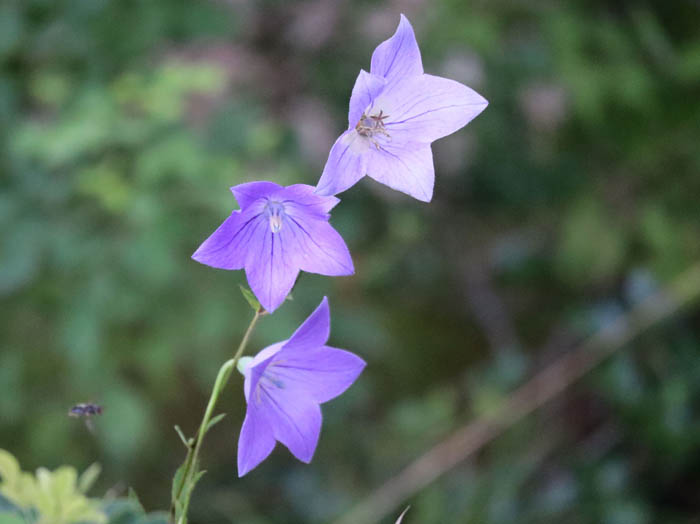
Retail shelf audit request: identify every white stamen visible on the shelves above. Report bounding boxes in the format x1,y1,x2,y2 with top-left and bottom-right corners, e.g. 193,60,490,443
355,109,391,149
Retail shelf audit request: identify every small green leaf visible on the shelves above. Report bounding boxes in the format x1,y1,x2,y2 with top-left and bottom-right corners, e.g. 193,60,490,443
191,470,206,487
180,470,206,508
0,450,20,483
183,471,206,505
127,486,145,514
48,465,78,499
204,414,226,434
239,285,261,312
171,464,186,505
78,463,101,494
172,498,184,518
173,426,190,449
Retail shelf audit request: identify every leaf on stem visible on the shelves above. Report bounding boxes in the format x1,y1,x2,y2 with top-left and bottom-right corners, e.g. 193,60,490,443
239,285,261,312
78,462,101,493
205,413,226,433
174,425,190,449
171,464,186,505
127,486,146,513
189,470,206,491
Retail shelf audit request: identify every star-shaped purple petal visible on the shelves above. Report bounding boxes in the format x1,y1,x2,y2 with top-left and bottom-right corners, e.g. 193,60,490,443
237,297,366,476
192,182,354,312
316,14,488,202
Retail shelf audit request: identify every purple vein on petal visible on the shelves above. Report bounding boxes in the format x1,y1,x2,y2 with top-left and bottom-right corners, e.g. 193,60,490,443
287,215,351,273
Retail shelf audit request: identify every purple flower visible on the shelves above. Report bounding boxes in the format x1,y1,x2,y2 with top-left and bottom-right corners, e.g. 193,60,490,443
315,14,488,202
192,182,354,313
237,297,365,476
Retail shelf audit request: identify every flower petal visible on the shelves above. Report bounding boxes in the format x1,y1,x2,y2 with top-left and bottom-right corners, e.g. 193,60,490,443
273,345,366,404
192,210,265,270
284,213,354,276
283,297,330,352
370,14,423,87
275,184,340,216
380,73,488,144
244,345,281,402
261,385,321,463
367,141,434,202
231,181,282,209
237,403,276,477
348,70,387,128
315,130,369,197
244,220,300,313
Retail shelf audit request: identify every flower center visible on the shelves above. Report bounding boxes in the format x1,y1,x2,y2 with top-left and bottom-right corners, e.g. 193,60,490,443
265,201,285,233
263,374,285,389
261,362,286,392
355,109,391,149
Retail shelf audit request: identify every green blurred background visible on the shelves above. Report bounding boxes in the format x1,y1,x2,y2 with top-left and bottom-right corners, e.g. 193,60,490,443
2,0,700,522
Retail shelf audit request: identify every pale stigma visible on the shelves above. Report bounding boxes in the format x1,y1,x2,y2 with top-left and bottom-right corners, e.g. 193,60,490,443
266,201,285,233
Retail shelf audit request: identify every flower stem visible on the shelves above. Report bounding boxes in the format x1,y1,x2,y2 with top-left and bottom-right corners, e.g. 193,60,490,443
171,308,263,523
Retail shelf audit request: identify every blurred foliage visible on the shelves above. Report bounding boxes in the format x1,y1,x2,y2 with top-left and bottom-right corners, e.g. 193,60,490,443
0,449,168,524
0,448,104,523
101,500,168,524
1,0,700,523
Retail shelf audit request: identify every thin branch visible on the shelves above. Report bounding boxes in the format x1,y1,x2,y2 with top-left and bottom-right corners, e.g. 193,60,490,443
333,263,700,524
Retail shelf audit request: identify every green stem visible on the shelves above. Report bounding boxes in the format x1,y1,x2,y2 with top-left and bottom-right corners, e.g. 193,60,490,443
171,308,263,523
